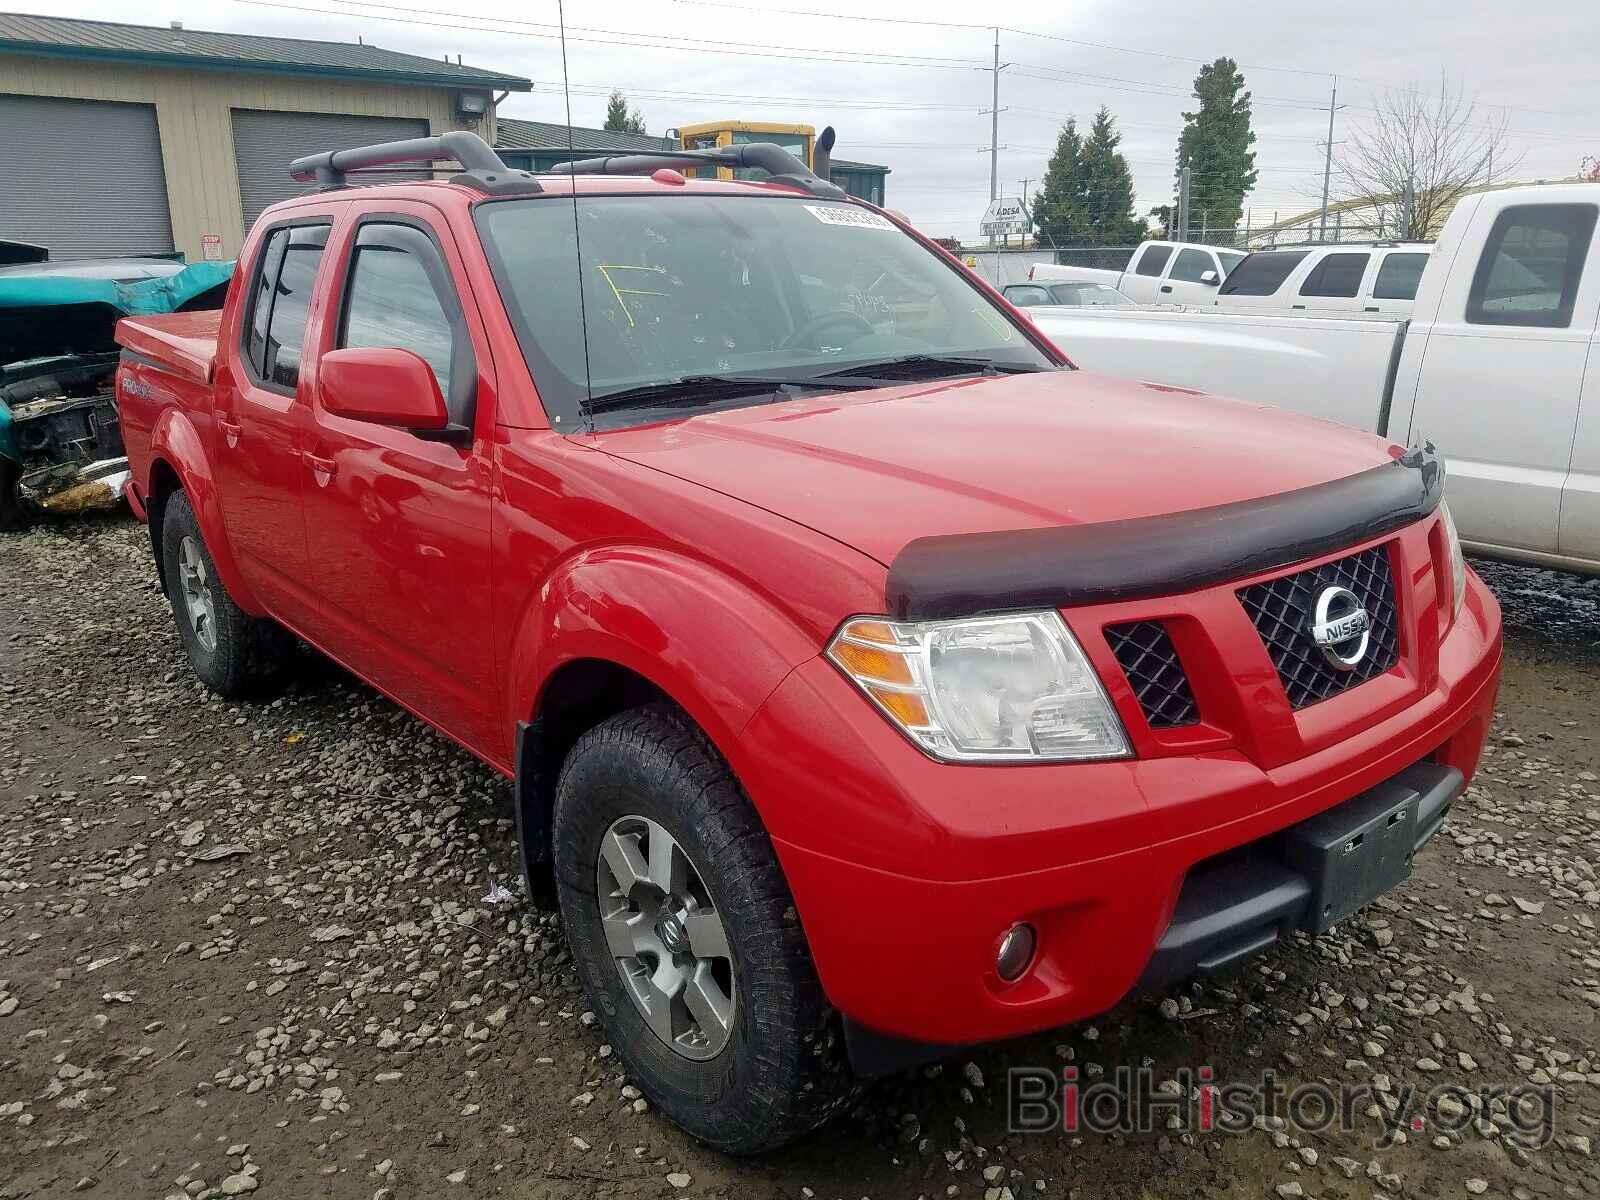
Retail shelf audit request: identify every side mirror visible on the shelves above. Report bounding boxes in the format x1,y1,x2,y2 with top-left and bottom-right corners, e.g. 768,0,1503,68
1199,269,1220,285
320,347,450,433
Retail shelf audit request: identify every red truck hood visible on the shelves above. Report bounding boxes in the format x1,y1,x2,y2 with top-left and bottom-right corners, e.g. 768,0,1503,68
589,370,1396,566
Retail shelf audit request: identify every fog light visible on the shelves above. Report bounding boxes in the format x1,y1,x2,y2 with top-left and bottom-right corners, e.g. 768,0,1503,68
996,923,1036,982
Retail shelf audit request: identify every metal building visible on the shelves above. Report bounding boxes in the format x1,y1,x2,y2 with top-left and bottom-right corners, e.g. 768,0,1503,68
0,12,530,260
495,118,890,205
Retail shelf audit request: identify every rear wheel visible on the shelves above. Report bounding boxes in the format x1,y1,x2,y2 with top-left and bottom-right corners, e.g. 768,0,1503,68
160,490,292,697
553,705,856,1154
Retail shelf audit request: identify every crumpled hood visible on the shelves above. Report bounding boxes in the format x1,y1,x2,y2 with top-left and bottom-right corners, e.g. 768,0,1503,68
589,369,1399,566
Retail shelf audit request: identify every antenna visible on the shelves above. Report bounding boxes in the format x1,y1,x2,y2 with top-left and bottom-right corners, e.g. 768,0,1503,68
556,0,593,429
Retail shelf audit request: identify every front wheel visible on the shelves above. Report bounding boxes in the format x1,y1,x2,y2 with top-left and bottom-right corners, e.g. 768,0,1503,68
553,705,856,1154
160,491,292,697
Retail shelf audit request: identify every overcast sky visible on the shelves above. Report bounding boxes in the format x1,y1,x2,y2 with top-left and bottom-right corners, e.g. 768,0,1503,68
25,0,1600,240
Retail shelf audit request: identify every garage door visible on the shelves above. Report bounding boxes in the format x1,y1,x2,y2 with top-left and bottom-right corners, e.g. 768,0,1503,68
232,110,430,232
0,94,173,259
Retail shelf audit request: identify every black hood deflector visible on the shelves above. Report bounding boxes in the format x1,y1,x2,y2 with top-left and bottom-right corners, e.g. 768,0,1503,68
886,445,1444,620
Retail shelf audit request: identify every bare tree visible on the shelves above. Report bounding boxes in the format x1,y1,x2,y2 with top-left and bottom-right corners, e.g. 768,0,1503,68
1333,77,1522,240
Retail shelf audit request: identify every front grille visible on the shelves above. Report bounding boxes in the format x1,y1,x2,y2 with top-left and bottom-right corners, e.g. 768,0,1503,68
1236,544,1400,710
1106,620,1200,728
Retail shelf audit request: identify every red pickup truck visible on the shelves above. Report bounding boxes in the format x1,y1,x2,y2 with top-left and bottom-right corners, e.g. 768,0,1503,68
114,131,1502,1153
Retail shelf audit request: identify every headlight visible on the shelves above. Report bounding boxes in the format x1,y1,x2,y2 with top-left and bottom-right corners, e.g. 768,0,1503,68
826,612,1130,763
1441,502,1466,621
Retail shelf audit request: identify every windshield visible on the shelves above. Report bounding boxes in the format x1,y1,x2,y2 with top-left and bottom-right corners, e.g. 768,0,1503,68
1218,251,1247,276
475,194,1054,428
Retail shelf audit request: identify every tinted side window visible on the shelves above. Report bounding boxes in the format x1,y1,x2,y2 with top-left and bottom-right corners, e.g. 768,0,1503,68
1168,248,1216,283
243,229,287,376
1218,251,1310,296
1467,204,1598,328
1133,244,1173,277
1372,252,1429,300
338,223,473,423
1299,252,1370,298
264,225,330,390
1003,285,1052,307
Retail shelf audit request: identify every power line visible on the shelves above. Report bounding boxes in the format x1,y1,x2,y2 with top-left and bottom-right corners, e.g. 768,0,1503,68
667,0,1333,77
526,82,972,113
668,0,1600,128
238,0,991,70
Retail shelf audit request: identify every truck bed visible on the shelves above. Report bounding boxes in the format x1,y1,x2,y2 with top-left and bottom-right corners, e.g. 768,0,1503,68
114,310,222,385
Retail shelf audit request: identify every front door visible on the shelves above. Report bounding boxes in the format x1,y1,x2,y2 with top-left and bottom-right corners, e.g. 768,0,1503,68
296,204,499,753
1557,302,1600,563
213,221,331,613
1159,247,1224,305
1406,200,1599,555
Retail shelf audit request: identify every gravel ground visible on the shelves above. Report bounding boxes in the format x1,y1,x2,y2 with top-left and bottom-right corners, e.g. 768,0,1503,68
3,515,1599,1199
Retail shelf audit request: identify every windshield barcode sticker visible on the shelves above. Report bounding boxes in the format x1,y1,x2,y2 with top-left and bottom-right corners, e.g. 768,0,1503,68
805,205,896,230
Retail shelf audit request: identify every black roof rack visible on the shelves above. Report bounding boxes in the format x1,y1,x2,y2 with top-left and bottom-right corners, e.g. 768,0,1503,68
289,130,541,196
550,125,844,199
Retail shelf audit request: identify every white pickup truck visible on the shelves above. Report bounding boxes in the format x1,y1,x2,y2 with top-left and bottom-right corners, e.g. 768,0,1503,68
1030,183,1600,575
1030,239,1247,306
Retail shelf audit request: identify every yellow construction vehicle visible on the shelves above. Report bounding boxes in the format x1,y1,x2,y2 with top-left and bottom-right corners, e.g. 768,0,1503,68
672,120,819,180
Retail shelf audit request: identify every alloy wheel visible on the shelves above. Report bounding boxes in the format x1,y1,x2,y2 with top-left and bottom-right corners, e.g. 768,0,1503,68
595,815,736,1061
177,535,218,653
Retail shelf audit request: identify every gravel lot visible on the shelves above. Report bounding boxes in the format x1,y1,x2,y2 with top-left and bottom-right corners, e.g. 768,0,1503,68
3,514,1599,1199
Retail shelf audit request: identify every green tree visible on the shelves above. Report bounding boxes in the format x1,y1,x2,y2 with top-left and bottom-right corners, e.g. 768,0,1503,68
1032,118,1086,246
1032,109,1143,246
1079,107,1144,245
1174,57,1258,238
603,90,647,135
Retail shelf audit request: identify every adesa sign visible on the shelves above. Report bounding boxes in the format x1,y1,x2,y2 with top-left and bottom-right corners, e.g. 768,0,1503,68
981,197,1030,237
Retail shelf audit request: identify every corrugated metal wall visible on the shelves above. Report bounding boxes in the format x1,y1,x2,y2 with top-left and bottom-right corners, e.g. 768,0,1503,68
0,93,174,257
232,110,429,231
0,54,491,260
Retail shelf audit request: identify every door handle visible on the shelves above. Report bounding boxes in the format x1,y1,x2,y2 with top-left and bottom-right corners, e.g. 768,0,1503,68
1159,285,1173,293
302,451,337,483
1364,306,1380,312
217,417,242,447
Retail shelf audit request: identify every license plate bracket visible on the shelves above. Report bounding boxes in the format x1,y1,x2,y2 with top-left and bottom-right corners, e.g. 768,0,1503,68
1283,782,1419,935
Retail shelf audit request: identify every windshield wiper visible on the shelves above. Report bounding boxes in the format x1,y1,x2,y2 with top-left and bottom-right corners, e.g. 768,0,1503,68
585,373,878,415
810,354,1052,383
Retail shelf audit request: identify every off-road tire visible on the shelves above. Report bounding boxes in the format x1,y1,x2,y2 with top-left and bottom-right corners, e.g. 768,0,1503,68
553,704,857,1154
161,490,292,697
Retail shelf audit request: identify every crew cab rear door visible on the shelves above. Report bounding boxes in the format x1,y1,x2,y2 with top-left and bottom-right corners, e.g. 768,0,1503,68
1118,242,1173,303
214,217,333,614
1403,197,1600,556
297,200,501,752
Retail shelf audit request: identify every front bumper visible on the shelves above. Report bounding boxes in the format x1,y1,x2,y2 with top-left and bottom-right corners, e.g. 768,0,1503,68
1136,758,1459,989
735,535,1501,1054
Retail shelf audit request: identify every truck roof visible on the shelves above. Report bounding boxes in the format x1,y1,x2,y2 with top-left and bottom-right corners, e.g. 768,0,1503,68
267,170,854,211
264,127,853,225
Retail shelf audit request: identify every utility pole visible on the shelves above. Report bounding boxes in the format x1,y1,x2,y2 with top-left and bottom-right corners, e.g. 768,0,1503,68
981,28,1009,203
989,28,1000,201
1318,75,1338,243
1177,167,1192,243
